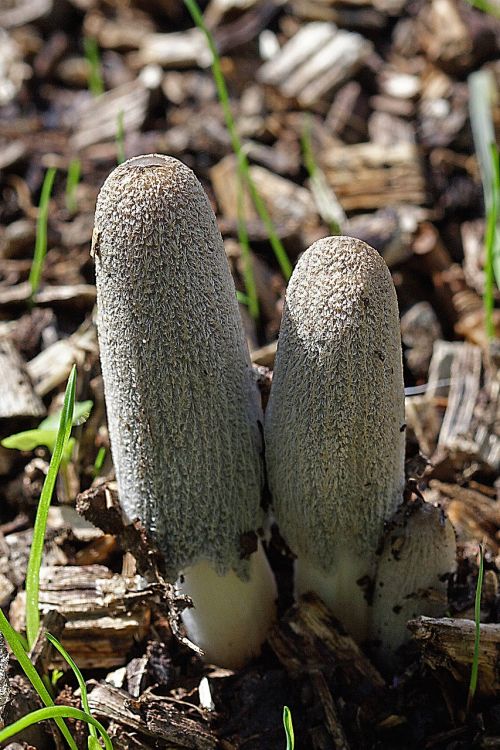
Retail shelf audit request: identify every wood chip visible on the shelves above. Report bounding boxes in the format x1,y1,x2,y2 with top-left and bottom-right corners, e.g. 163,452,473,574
321,142,428,211
71,78,150,151
0,337,45,419
258,22,372,106
268,593,389,725
211,154,317,235
87,682,218,749
408,615,500,696
27,322,97,397
10,565,152,669
130,28,212,70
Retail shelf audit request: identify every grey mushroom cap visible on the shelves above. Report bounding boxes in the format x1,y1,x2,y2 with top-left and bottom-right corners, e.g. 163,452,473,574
93,154,264,580
265,235,406,573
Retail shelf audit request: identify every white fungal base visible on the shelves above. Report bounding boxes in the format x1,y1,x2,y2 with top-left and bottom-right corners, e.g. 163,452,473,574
370,501,456,671
294,545,372,642
177,542,277,670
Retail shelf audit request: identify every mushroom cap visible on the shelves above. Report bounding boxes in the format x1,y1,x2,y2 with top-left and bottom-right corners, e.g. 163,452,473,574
265,236,405,573
93,154,263,579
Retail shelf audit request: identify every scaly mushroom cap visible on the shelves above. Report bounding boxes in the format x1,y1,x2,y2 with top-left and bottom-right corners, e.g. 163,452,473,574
93,154,264,580
265,236,405,637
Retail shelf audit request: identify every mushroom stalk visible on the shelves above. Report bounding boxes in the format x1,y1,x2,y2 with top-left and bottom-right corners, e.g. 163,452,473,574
93,154,276,669
265,236,406,642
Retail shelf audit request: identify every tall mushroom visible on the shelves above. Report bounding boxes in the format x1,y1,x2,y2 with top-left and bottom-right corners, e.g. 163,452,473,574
265,236,406,642
93,154,276,669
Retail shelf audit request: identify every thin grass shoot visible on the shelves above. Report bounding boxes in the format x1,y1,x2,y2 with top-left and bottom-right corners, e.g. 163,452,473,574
283,706,294,750
0,706,112,750
93,446,106,477
29,167,57,299
0,610,77,750
182,0,292,281
484,143,499,339
466,543,485,713
84,37,104,97
468,70,500,339
46,633,98,741
25,366,76,648
236,173,259,320
116,110,125,165
65,158,81,214
301,114,343,235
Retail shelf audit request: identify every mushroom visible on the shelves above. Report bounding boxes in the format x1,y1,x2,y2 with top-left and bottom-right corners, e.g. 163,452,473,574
264,236,406,642
92,154,277,669
370,499,456,670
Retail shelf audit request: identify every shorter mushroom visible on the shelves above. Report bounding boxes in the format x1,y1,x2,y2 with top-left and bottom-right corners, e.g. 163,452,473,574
265,235,406,642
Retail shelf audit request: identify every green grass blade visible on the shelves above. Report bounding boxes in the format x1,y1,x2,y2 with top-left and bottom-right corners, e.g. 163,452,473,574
116,110,125,165
46,633,98,739
29,167,57,299
464,0,500,18
236,173,259,320
0,610,78,750
0,705,112,750
467,544,484,713
484,144,499,339
25,366,76,648
65,159,81,214
84,37,104,97
182,0,292,280
301,115,343,235
468,70,500,338
283,706,294,750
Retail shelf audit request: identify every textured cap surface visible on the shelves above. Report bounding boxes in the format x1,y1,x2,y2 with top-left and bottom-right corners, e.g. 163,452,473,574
265,235,405,572
93,154,263,579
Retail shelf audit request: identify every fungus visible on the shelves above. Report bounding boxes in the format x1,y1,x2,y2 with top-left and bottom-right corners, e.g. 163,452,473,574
93,154,276,669
264,236,406,642
370,499,456,670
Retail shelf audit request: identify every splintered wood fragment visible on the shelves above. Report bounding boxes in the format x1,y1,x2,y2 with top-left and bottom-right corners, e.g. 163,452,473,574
437,342,482,454
309,671,351,750
401,302,442,378
428,480,500,553
268,593,388,724
251,340,277,367
10,565,152,669
417,0,472,69
87,683,218,749
0,0,51,28
130,28,212,69
27,323,97,397
258,22,372,106
0,282,96,310
425,340,462,400
0,139,26,170
71,79,150,151
321,143,427,211
0,337,45,419
211,154,317,234
461,220,487,296
368,111,416,146
408,616,500,696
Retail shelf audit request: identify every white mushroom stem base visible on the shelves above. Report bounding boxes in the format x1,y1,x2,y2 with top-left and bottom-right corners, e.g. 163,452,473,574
294,545,372,643
176,541,277,670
